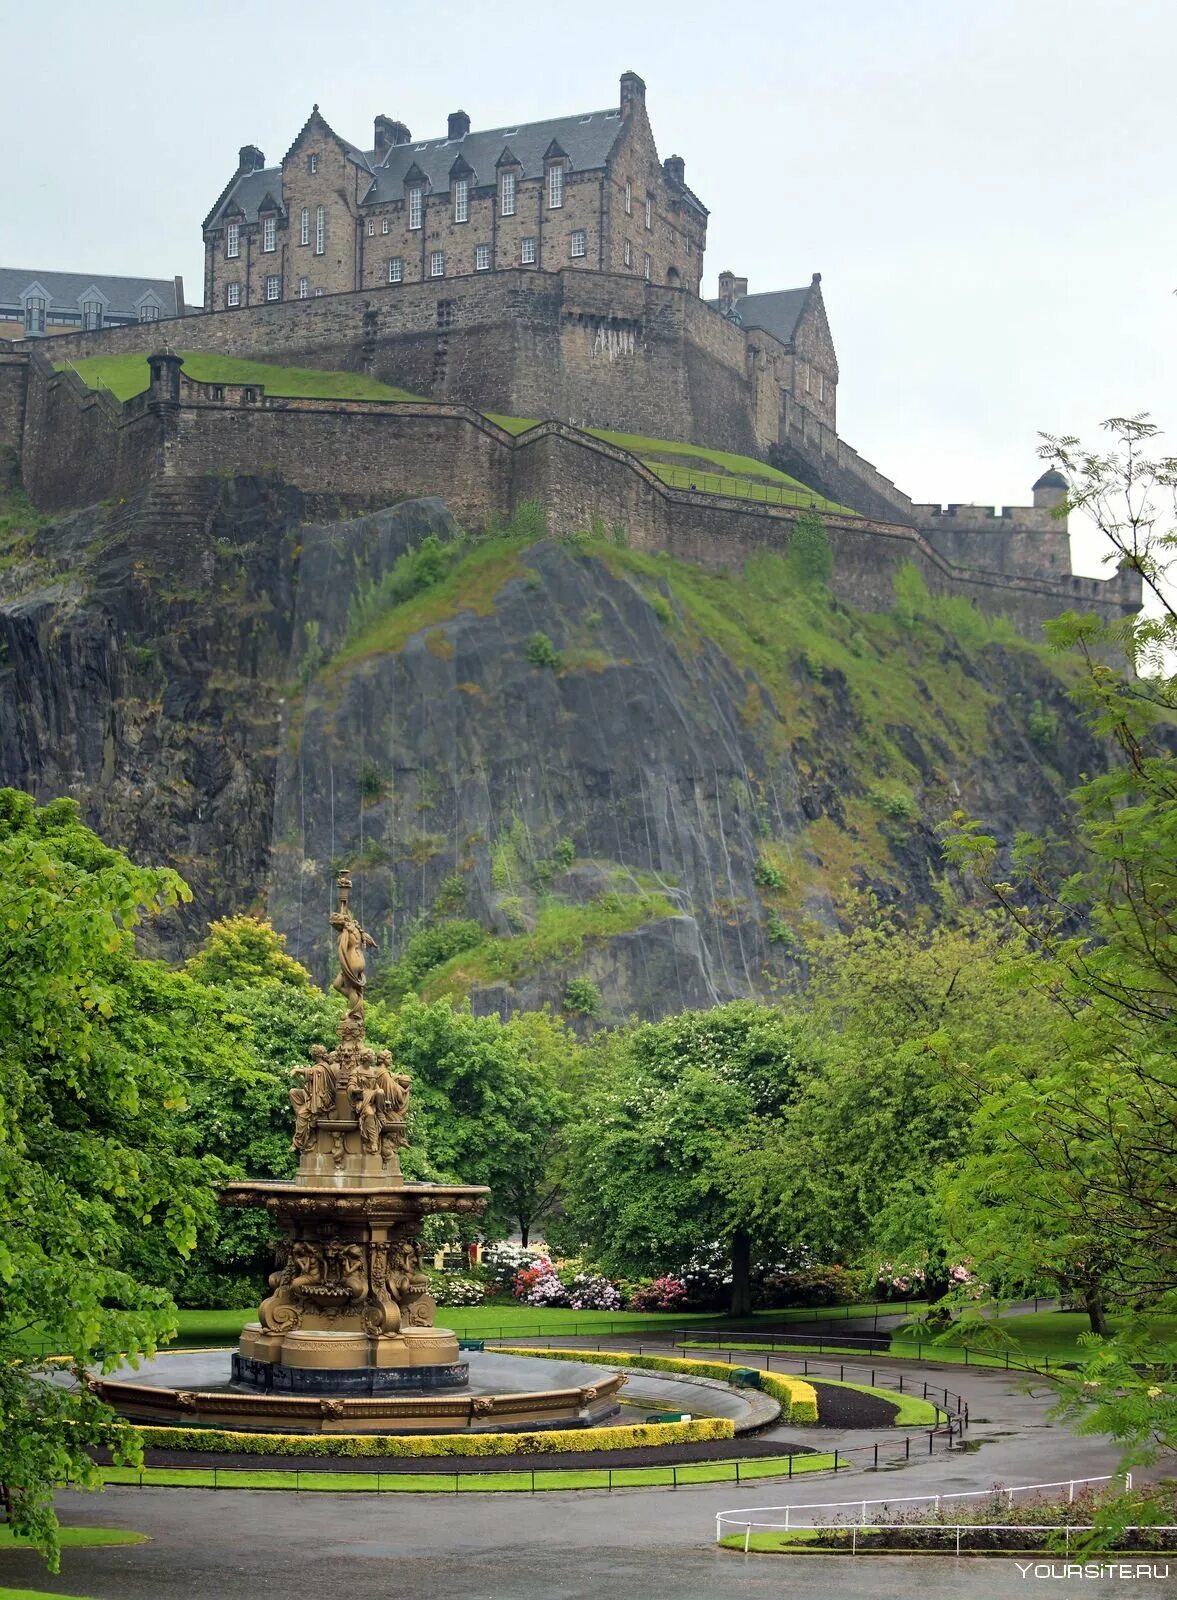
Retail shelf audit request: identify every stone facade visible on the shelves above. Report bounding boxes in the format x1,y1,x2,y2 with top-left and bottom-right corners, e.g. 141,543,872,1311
202,73,707,314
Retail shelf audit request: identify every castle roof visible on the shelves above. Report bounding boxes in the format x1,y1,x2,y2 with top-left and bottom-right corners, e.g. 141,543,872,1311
0,267,185,320
1032,468,1068,491
362,108,625,203
204,166,284,230
707,285,812,346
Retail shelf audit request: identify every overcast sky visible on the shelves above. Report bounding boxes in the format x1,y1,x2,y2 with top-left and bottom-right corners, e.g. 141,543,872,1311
3,0,1173,575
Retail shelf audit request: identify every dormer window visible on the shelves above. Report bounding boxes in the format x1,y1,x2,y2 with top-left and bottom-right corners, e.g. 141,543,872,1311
139,302,161,322
81,300,103,330
226,221,240,259
547,164,564,209
453,177,469,223
500,171,516,216
262,215,276,252
408,186,423,229
23,296,46,335
307,152,319,174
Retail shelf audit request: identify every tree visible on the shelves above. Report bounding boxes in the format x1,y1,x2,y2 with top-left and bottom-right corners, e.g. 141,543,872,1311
0,792,229,1568
184,914,312,990
560,1002,811,1315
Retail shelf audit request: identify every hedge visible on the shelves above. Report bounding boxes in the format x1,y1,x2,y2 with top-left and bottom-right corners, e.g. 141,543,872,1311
128,1415,734,1459
495,1348,819,1425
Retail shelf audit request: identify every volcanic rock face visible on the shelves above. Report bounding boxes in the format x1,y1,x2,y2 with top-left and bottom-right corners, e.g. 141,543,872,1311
0,475,1103,1015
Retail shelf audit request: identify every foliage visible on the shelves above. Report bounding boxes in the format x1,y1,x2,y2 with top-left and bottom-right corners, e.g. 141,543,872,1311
524,631,562,670
373,918,486,1003
427,1273,487,1307
512,1258,569,1307
565,1272,624,1311
562,977,601,1016
133,1416,733,1458
759,1266,858,1308
346,534,460,642
0,792,231,1568
627,1276,690,1312
787,512,834,585
481,1241,543,1291
184,915,312,991
752,856,786,889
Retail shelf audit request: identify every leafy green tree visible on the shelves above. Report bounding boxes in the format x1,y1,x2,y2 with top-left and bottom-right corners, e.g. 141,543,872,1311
560,1002,811,1314
0,792,229,1568
184,914,312,990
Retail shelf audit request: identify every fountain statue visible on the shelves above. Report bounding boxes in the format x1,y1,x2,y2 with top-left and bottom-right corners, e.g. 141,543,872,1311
221,872,490,1393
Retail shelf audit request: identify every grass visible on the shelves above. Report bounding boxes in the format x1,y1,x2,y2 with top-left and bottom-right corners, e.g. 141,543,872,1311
61,352,423,404
0,1529,146,1552
98,1453,841,1493
0,1591,99,1600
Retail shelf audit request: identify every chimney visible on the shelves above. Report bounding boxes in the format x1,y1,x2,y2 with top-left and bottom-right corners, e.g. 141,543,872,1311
663,154,685,186
374,115,412,153
173,275,186,317
238,145,265,174
718,271,747,308
447,110,471,140
620,71,646,119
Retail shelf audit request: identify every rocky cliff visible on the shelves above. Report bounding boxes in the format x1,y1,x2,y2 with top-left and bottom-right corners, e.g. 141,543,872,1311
0,472,1100,1019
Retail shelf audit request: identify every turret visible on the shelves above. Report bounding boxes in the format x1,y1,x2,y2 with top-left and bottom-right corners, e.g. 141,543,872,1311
1032,467,1068,512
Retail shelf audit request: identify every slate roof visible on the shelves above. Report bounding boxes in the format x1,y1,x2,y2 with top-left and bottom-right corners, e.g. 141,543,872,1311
362,108,625,203
707,286,812,346
0,267,183,318
205,166,286,229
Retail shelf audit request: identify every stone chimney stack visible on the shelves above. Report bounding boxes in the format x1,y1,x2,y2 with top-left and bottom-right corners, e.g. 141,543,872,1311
238,145,265,174
718,270,748,308
663,154,685,185
620,71,646,119
374,116,412,154
447,110,471,140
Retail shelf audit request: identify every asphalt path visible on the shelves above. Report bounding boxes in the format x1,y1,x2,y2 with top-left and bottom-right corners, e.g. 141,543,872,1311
2,1358,1149,1600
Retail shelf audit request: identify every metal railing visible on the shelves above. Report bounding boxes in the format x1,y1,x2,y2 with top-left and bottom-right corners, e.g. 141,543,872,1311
646,461,832,512
716,1473,1134,1547
722,1523,1177,1558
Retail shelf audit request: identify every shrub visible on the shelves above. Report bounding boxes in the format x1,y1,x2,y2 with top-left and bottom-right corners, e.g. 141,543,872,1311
482,1241,543,1290
765,912,798,948
512,1258,569,1306
553,837,576,868
627,1275,690,1312
753,856,786,889
1027,700,1059,749
870,783,919,822
346,534,456,640
565,1272,624,1311
525,632,562,671
759,1265,858,1308
562,978,602,1016
429,1274,487,1307
378,918,485,1000
787,512,833,586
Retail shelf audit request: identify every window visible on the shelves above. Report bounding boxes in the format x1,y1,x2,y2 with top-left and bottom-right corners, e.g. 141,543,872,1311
307,152,318,174
645,194,652,229
300,207,309,246
570,229,586,259
475,243,491,271
139,302,161,321
623,238,632,267
23,296,46,334
453,177,468,223
81,300,103,330
265,275,281,302
430,250,445,277
408,186,423,229
262,215,276,252
226,283,240,308
643,253,651,281
520,236,536,264
298,277,310,299
226,221,240,259
381,218,389,234
315,206,325,254
388,256,403,283
624,179,632,215
313,287,325,297
367,219,375,237
437,300,456,328
211,386,224,401
547,163,564,208
818,372,825,402
500,171,516,216
803,361,811,392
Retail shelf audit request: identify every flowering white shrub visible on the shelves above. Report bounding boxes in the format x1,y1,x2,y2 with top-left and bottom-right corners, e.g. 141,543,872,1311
483,1241,542,1290
512,1258,570,1306
431,1276,487,1307
566,1273,623,1311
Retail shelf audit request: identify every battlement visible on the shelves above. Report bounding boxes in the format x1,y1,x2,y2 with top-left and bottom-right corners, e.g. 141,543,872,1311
915,501,1060,531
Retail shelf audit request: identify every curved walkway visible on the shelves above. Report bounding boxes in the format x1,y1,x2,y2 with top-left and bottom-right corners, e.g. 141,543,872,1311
3,1354,1135,1600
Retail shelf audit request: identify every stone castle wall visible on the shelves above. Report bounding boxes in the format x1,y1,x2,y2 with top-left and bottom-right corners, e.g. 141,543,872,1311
11,349,1140,640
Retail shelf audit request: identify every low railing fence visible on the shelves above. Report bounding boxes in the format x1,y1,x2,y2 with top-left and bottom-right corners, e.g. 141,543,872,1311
716,1472,1134,1547
725,1523,1177,1557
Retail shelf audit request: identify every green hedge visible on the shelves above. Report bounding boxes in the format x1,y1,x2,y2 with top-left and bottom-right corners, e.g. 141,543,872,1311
496,1347,819,1425
131,1415,733,1459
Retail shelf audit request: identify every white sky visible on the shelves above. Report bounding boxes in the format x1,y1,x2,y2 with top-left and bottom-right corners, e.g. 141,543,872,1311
3,0,1173,576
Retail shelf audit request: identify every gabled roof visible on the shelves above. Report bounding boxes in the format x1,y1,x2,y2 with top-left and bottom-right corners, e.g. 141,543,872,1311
0,267,184,319
707,285,812,346
204,166,284,230
362,107,624,203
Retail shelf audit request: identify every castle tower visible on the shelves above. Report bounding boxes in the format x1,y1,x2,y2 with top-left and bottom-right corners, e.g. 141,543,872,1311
1032,467,1068,513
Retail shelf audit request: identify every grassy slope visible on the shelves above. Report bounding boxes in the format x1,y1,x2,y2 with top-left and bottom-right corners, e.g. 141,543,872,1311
0,1530,146,1551
61,352,423,404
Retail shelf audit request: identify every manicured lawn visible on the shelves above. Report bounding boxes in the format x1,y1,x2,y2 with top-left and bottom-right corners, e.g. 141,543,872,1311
0,1529,146,1551
61,352,423,404
99,1452,841,1493
0,1590,99,1600
813,1378,942,1427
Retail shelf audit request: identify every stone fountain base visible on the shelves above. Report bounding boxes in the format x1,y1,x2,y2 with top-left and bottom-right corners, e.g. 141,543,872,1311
232,1320,469,1395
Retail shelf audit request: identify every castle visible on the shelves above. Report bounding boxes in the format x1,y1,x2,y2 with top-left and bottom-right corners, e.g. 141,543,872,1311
0,71,1141,635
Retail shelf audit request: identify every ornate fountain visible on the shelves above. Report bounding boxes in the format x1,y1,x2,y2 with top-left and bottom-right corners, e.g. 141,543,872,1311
221,872,490,1394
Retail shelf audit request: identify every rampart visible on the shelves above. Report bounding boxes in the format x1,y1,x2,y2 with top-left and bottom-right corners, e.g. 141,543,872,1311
8,348,1140,642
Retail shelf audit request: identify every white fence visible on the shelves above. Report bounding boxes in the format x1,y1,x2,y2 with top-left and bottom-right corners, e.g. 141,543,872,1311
715,1473,1133,1547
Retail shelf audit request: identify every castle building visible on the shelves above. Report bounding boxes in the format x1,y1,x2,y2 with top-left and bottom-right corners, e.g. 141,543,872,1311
0,268,188,340
201,72,708,313
712,270,838,432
